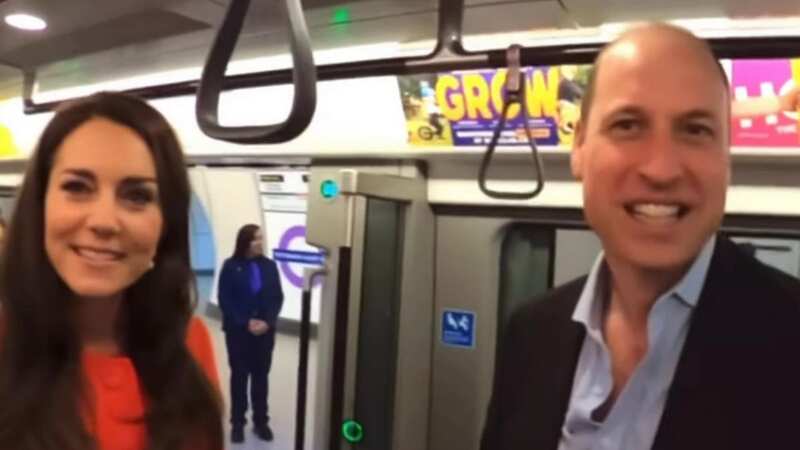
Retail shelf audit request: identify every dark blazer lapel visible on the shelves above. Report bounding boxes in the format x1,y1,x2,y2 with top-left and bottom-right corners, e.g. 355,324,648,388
544,318,585,448
525,280,587,449
652,237,739,450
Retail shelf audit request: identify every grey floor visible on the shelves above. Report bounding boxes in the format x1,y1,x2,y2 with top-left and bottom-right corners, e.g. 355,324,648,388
199,316,318,450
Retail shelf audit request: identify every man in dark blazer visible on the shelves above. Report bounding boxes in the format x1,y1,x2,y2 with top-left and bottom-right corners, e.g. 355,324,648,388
218,224,284,443
481,23,800,450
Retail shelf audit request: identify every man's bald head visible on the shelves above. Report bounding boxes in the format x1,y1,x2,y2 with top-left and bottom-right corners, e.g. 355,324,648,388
580,23,730,125
570,21,731,276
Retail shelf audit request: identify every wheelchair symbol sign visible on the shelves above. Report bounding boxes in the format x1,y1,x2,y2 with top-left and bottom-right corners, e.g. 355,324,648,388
442,309,476,348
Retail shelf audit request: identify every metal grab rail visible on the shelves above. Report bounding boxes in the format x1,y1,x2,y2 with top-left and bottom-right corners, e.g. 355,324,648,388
478,45,545,200
195,0,316,144
296,267,327,450
19,1,800,115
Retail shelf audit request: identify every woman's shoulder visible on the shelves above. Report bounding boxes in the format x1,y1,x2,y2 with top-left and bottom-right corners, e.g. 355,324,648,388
186,317,219,387
186,317,212,351
219,258,243,275
220,257,235,267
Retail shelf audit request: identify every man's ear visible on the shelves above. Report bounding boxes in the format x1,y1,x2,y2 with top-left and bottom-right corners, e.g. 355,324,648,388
571,119,586,180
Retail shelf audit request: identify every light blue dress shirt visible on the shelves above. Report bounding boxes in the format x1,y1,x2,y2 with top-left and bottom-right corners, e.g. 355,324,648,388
558,236,716,450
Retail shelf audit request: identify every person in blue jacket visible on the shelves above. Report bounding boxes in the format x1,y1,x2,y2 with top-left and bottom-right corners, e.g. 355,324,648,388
218,223,284,443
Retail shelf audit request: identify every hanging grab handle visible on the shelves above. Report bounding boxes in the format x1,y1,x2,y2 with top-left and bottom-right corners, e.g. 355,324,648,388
478,44,545,200
196,0,317,144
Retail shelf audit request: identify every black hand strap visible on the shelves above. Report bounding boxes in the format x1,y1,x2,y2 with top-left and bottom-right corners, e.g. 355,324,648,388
196,0,317,144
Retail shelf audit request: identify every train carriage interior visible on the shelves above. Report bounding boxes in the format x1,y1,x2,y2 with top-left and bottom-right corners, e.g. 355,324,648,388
1,0,800,449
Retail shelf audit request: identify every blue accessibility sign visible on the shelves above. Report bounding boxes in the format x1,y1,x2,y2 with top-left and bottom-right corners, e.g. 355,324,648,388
441,309,476,348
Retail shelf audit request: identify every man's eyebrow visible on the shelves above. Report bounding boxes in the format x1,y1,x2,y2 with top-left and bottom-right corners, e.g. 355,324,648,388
598,105,648,125
604,105,646,117
679,109,719,121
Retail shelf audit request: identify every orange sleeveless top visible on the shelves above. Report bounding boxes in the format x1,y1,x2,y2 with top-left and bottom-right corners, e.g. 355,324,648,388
81,317,220,450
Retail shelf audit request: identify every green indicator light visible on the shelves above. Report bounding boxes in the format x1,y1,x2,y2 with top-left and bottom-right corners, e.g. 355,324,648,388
342,419,364,443
331,7,351,24
320,179,340,199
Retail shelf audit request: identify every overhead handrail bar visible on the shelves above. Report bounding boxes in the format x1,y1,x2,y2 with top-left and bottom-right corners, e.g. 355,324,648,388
18,3,800,115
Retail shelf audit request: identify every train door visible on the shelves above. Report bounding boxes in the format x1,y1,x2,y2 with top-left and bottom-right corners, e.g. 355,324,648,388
306,162,435,450
428,207,598,450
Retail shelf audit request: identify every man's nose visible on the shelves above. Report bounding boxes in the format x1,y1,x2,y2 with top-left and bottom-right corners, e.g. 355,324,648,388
637,131,684,188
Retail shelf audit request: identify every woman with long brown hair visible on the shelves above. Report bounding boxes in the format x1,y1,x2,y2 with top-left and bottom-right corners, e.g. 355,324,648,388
0,92,223,450
218,223,283,443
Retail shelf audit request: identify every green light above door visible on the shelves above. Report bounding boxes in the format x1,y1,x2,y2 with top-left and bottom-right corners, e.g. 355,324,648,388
331,7,351,24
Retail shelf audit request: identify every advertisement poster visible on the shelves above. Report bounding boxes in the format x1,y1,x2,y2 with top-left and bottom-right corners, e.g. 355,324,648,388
398,65,592,148
0,123,19,157
399,59,800,150
730,58,800,147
